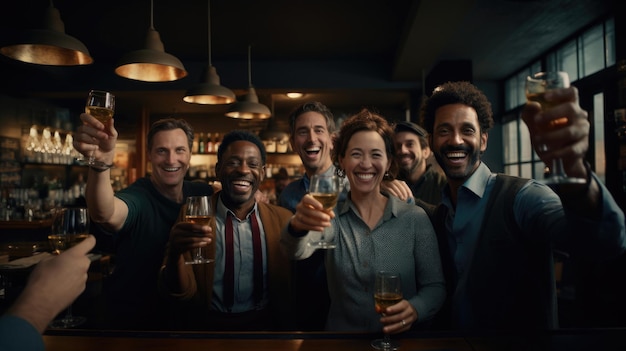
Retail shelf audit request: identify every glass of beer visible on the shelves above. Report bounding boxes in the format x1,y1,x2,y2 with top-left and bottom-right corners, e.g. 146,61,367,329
184,196,214,264
48,207,90,328
307,174,341,249
525,71,586,186
83,90,115,167
371,271,402,350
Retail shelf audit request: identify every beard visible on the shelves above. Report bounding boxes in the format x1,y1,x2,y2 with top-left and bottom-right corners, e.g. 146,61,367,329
434,145,481,181
398,154,424,179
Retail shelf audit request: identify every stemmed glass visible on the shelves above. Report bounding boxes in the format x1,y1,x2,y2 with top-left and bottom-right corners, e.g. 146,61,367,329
48,207,91,328
372,271,402,350
184,196,214,265
525,71,586,186
307,174,341,249
80,90,115,167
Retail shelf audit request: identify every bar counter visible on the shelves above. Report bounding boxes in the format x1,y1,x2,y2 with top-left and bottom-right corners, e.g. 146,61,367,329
42,328,626,351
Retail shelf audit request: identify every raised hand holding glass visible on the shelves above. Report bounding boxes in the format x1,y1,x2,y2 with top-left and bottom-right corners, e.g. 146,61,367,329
525,71,586,187
307,174,341,249
79,90,115,167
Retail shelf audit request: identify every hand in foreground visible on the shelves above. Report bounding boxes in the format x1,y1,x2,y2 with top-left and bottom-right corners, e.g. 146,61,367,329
521,86,589,179
7,235,96,333
380,179,413,202
289,194,335,233
73,112,118,161
379,299,418,334
168,221,213,260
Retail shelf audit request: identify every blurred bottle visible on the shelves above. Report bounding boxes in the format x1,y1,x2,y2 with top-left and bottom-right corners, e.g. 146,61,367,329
193,133,199,153
199,132,205,154
213,133,221,152
206,132,213,153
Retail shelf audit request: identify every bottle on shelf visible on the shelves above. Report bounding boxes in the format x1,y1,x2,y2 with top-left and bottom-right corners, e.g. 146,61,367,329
213,133,221,152
193,133,199,153
199,132,205,154
206,133,213,154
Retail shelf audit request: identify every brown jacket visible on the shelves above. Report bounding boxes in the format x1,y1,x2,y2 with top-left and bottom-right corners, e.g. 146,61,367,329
160,192,295,330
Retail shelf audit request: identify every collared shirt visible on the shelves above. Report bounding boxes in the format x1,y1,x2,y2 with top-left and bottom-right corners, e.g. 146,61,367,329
441,162,626,328
281,194,446,332
212,197,268,313
278,165,348,213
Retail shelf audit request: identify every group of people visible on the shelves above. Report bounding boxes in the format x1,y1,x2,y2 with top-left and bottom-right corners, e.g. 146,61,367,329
2,80,625,348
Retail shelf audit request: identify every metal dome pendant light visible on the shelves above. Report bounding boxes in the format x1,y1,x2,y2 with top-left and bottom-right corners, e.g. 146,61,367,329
183,0,235,104
115,0,187,82
0,0,93,66
225,45,271,120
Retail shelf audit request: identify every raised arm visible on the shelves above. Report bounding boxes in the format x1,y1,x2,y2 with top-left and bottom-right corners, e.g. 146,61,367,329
73,113,128,231
521,86,599,213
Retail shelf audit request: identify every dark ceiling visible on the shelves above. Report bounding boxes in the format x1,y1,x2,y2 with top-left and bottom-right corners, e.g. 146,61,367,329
0,0,615,124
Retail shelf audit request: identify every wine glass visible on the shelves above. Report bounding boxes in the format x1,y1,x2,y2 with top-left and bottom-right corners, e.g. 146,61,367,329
525,71,586,186
372,271,402,350
48,207,90,329
184,196,214,265
307,174,341,249
81,90,115,167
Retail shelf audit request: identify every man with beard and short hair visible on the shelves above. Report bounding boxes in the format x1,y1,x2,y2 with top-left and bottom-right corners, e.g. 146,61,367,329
419,81,625,331
160,130,294,331
393,121,446,205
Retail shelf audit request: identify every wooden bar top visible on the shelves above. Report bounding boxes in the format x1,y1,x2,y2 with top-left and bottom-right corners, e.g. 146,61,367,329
41,329,626,351
43,332,471,351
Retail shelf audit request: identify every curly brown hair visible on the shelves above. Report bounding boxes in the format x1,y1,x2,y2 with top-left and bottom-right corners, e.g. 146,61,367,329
420,81,494,135
333,109,398,180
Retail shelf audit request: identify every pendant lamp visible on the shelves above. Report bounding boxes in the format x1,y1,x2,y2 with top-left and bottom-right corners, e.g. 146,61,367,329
225,45,271,120
183,0,235,104
115,0,187,82
0,1,93,66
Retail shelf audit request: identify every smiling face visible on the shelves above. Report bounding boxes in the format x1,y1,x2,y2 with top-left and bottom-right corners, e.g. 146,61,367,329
291,111,334,176
339,130,391,197
215,140,264,210
147,128,191,190
431,103,487,188
395,131,430,181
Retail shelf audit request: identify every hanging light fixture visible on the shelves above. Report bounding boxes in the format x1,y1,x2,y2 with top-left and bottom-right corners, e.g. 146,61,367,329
183,0,234,104
0,1,93,66
225,45,271,120
115,0,187,82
